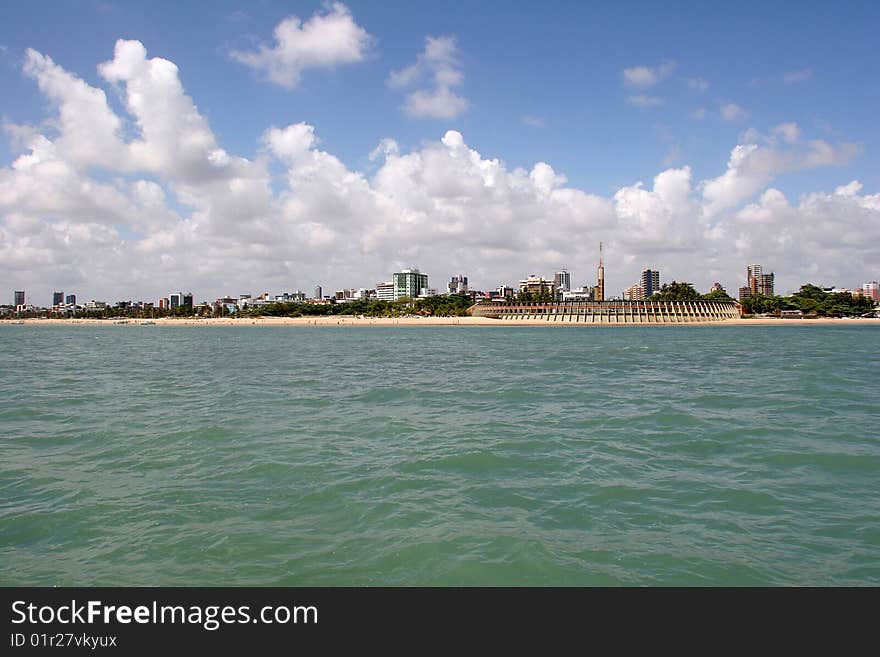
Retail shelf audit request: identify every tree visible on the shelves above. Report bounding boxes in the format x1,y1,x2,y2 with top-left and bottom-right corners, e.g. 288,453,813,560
702,285,733,300
655,281,701,301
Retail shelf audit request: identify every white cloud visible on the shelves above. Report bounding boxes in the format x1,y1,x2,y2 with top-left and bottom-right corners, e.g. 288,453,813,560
687,78,709,92
263,123,318,163
628,95,664,107
720,103,748,122
701,137,860,215
230,3,372,89
783,68,812,84
773,122,801,144
622,60,676,88
689,108,707,120
368,138,400,162
2,43,876,303
404,87,469,120
521,115,545,128
389,35,468,119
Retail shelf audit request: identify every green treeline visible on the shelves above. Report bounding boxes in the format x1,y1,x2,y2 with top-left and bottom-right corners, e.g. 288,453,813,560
242,294,474,318
652,281,874,317
739,284,875,317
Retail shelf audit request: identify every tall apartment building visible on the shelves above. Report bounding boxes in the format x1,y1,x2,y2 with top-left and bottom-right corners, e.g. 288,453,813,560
66,294,76,306
863,281,879,302
393,269,428,300
622,268,660,301
53,291,64,307
743,265,774,298
448,275,468,294
313,285,323,300
640,269,660,297
14,291,25,308
554,270,571,293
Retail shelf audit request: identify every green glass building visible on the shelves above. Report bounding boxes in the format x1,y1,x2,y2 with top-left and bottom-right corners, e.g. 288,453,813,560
393,269,428,300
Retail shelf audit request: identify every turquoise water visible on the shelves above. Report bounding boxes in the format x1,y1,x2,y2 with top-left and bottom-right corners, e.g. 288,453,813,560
1,324,878,586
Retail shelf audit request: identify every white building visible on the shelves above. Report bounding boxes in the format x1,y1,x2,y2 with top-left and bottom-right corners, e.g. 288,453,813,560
561,287,594,301
375,281,395,301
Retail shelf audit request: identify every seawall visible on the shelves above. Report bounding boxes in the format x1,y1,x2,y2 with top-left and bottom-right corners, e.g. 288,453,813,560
469,299,741,323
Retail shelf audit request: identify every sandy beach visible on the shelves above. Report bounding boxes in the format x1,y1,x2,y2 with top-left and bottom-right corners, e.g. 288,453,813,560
8,316,880,327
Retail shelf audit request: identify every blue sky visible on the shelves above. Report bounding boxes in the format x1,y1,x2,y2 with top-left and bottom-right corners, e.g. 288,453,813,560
1,1,878,301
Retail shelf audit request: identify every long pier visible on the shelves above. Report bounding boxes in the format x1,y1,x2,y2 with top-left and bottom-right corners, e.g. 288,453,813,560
469,299,741,323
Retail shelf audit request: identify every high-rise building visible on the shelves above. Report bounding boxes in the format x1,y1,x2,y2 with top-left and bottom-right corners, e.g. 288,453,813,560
53,291,64,307
66,294,76,306
168,292,193,309
863,281,879,302
314,285,323,300
554,270,571,293
393,269,428,300
640,269,660,297
448,275,468,294
746,264,774,297
14,291,25,308
747,264,762,296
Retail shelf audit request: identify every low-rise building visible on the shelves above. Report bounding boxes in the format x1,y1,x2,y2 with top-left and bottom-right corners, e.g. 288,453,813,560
518,275,556,297
561,287,595,301
375,282,395,301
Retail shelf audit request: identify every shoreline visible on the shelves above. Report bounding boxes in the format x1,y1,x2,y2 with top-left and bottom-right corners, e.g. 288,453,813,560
6,316,880,327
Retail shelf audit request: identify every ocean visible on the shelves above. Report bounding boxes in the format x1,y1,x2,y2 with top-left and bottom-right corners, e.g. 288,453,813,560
1,324,878,585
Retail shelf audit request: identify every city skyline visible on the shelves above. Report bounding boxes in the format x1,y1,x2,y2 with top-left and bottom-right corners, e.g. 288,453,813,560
1,2,879,302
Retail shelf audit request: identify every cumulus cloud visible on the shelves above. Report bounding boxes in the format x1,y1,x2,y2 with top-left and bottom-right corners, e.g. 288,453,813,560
622,60,676,88
2,43,876,303
701,135,860,215
389,36,468,119
230,3,372,89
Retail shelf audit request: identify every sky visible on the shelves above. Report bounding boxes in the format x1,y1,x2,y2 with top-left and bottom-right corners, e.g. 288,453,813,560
1,0,878,304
